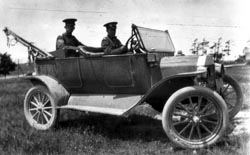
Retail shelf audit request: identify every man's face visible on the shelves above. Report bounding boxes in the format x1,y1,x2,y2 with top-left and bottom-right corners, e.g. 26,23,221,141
107,28,116,37
65,25,75,34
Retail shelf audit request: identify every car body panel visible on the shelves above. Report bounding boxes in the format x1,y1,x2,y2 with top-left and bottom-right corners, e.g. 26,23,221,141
35,54,211,94
36,54,154,94
58,70,205,116
31,53,209,113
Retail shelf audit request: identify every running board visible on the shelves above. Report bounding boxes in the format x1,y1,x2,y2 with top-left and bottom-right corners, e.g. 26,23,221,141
59,105,126,116
59,94,143,116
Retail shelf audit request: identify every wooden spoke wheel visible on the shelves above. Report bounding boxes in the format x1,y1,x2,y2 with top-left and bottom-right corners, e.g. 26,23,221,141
24,86,58,130
162,86,228,149
222,75,243,119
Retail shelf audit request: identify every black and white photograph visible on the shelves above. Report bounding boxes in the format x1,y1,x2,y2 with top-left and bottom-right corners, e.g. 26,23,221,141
0,0,250,154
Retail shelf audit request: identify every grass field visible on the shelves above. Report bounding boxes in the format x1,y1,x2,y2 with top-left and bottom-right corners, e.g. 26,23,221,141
0,66,250,155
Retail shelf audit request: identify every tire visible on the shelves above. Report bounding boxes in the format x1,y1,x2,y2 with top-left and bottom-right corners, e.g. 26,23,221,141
222,75,243,119
162,86,228,149
24,85,58,130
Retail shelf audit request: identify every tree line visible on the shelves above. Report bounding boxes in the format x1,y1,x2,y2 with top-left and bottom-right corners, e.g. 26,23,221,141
0,52,16,78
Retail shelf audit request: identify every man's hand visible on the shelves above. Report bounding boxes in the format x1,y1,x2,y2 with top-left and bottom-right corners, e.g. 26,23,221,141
121,45,128,53
78,46,93,56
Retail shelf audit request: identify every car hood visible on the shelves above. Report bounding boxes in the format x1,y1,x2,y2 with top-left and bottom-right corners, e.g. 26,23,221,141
159,55,214,78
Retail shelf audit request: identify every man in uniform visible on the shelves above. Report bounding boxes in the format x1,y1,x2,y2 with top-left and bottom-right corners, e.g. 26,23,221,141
101,22,127,55
56,18,86,57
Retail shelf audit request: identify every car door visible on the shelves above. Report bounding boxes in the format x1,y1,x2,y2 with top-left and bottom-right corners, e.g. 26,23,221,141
54,58,83,89
79,54,151,94
103,55,135,87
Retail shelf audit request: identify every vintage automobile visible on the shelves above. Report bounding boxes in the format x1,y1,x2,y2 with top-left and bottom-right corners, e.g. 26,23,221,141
4,25,236,149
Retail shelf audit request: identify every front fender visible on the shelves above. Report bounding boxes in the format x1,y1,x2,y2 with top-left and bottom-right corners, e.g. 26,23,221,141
144,71,205,101
124,71,206,113
24,75,70,106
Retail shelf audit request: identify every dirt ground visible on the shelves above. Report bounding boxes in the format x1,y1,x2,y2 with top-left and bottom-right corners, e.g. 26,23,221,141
232,109,250,135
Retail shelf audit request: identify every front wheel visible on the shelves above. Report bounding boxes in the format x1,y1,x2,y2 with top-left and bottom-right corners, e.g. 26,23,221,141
24,86,58,130
162,86,228,149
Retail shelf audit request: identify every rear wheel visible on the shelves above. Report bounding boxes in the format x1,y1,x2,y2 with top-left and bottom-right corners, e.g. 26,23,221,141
221,75,243,119
24,86,58,130
162,86,228,149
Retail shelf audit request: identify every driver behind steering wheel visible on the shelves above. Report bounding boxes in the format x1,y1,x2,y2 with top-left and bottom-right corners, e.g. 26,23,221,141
101,22,127,55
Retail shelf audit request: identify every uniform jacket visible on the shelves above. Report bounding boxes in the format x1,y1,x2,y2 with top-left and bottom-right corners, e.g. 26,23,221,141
101,36,122,54
56,33,84,57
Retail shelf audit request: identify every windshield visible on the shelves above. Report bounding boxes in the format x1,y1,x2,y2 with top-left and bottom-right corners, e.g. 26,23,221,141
137,26,175,53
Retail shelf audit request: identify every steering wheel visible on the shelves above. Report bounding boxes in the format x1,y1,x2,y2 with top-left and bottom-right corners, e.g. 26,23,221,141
125,35,141,54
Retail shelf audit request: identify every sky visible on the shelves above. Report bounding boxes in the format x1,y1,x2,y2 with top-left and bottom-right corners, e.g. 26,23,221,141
0,0,250,63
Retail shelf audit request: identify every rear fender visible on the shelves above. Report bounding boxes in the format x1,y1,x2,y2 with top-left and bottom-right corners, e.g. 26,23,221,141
25,75,70,106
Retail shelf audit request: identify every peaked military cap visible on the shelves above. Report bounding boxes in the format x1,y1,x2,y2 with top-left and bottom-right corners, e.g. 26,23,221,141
104,22,118,29
63,18,77,26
